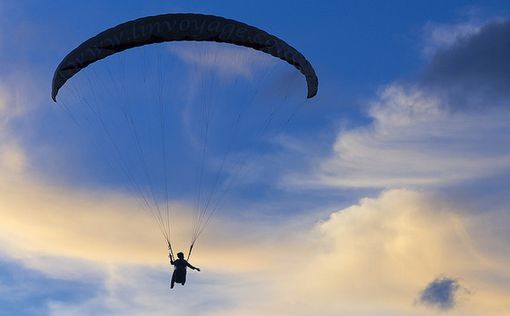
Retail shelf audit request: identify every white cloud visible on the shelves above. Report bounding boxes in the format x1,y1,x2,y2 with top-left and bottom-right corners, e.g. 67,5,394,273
0,166,295,277
15,189,507,316
291,84,510,189
292,18,510,190
169,42,275,79
423,21,483,57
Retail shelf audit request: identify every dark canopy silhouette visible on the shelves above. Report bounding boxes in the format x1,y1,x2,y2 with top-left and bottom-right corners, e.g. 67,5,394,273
51,13,319,262
51,13,318,101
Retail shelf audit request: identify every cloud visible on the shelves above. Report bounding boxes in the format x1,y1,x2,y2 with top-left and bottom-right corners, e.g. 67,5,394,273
8,189,506,316
169,42,275,79
419,276,463,311
422,21,483,57
0,153,299,278
289,84,510,189
287,18,510,190
0,78,32,176
1,83,509,314
422,20,510,109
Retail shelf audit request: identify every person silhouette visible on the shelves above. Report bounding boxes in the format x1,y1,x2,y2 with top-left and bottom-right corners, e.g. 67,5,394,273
170,251,200,289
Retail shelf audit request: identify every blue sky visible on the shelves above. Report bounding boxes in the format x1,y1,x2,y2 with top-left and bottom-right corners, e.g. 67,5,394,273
2,1,510,315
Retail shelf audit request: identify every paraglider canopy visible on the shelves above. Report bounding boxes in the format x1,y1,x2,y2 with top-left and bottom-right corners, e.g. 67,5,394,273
51,12,319,261
52,13,318,101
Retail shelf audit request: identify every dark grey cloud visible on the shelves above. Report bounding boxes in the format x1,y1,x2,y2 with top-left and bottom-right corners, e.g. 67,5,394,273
419,276,461,311
422,20,510,109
